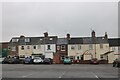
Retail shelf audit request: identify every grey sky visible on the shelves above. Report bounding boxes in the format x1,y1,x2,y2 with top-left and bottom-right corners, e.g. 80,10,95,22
1,2,118,42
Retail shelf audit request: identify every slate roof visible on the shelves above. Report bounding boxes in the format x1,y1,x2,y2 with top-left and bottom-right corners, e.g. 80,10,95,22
68,38,83,44
9,36,109,46
68,37,108,44
9,36,58,46
57,38,68,44
108,38,120,47
83,37,108,44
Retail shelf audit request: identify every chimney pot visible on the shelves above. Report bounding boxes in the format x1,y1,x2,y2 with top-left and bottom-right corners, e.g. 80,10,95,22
44,32,48,37
91,30,96,38
104,32,108,39
66,33,70,39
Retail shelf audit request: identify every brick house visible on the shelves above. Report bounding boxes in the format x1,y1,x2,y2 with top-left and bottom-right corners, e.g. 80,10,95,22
0,42,9,57
53,38,68,64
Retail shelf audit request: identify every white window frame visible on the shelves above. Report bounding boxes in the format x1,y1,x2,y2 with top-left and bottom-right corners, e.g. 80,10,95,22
21,46,24,50
27,46,30,49
33,45,36,49
38,45,41,49
11,46,16,51
57,45,60,51
78,45,81,50
12,39,19,42
25,38,30,42
47,45,51,50
71,45,75,50
49,38,53,41
89,44,93,50
100,44,103,49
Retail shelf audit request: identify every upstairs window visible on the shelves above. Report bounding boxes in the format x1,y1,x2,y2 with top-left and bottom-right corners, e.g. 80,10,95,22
27,46,30,49
78,45,81,50
21,46,24,50
112,47,116,51
25,38,30,42
40,38,42,41
89,44,93,50
49,38,53,41
11,46,16,51
100,44,103,49
12,39,19,42
8,46,11,50
38,45,41,49
61,45,65,51
57,45,60,50
33,46,36,49
47,45,51,50
71,46,75,50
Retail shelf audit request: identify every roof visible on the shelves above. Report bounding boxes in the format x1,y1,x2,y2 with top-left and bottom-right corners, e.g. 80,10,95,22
68,37,108,44
83,37,108,44
57,38,68,44
9,36,58,46
68,38,83,44
108,38,120,47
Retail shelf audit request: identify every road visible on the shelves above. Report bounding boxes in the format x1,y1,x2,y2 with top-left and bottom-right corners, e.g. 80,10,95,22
1,64,120,80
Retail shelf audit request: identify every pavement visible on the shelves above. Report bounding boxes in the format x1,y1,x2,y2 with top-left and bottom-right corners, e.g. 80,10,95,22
1,64,120,80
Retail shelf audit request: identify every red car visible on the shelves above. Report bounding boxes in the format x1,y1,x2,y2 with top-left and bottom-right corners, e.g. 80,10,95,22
90,58,99,64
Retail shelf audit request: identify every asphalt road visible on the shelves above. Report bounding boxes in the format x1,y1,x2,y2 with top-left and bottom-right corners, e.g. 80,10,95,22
1,64,120,80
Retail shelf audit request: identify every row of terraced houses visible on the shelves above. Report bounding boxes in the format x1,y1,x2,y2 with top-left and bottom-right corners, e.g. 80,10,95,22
1,31,120,63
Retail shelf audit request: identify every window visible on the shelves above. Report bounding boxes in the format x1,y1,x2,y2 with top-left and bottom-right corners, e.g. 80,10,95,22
50,38,53,40
61,56,65,60
20,55,25,58
8,46,11,50
21,46,24,50
47,45,51,50
25,38,30,42
89,44,93,50
61,45,65,51
71,46,75,50
112,47,116,51
100,55,103,59
57,45,60,50
27,46,30,49
11,46,16,51
33,46,36,49
12,39,19,42
77,56,80,60
38,45,41,49
40,38,42,41
70,56,75,60
100,44,103,49
78,45,81,50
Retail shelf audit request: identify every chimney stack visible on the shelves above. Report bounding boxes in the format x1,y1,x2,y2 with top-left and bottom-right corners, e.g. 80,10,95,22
91,30,96,38
104,32,108,39
44,32,48,37
66,33,70,39
20,35,25,38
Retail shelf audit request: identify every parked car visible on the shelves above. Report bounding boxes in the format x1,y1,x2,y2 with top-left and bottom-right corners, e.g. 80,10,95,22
2,56,20,64
2,57,10,64
43,58,52,64
24,57,33,64
90,58,99,64
113,58,120,67
63,57,72,64
33,57,43,64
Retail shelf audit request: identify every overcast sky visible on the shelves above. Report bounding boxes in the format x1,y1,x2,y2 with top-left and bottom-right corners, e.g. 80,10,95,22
1,1,118,42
